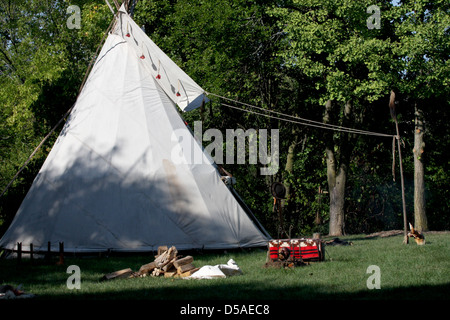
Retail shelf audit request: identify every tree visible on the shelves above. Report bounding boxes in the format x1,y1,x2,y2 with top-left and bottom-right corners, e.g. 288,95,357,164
392,0,449,231
270,0,396,235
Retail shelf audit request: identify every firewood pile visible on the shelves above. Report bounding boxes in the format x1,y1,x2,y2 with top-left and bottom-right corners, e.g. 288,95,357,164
102,246,199,281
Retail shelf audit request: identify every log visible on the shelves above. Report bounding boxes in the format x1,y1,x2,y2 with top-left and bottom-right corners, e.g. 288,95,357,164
157,246,168,256
154,246,178,267
102,268,134,281
152,268,162,277
154,251,168,265
177,263,195,274
162,257,178,272
139,262,157,275
177,267,200,278
173,255,193,268
164,270,178,278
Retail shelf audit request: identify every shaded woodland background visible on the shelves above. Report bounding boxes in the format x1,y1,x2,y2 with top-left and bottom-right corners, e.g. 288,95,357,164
1,0,448,238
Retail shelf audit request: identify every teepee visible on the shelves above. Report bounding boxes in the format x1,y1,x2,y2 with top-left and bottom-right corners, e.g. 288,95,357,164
0,5,270,253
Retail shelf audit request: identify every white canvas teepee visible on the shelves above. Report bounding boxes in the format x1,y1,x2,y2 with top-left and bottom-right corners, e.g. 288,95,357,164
0,6,270,253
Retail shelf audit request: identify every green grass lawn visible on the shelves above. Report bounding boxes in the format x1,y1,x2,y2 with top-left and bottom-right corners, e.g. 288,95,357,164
1,232,449,301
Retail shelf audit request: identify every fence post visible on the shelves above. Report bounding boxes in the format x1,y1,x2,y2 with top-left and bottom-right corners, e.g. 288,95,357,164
30,243,34,264
58,242,65,265
46,241,51,263
17,242,22,265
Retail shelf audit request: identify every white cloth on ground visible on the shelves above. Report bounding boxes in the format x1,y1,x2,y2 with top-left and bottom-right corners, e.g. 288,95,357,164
184,259,243,279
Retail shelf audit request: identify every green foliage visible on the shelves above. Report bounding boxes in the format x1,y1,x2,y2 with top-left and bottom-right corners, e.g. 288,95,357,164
281,137,329,236
0,0,448,237
392,0,449,98
269,0,395,105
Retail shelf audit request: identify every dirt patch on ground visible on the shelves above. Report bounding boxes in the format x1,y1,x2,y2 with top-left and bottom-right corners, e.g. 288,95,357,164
365,230,404,238
365,230,450,239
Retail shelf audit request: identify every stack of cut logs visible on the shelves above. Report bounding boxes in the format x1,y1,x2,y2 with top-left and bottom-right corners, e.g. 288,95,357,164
102,246,198,281
138,246,198,278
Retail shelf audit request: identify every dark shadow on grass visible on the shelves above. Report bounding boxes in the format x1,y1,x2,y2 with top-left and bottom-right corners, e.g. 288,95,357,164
24,281,450,301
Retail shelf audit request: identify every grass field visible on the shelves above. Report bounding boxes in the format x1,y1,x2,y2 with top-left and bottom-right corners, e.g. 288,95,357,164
1,232,449,302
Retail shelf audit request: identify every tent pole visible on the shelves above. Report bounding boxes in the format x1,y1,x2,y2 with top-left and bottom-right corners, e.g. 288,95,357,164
389,90,409,244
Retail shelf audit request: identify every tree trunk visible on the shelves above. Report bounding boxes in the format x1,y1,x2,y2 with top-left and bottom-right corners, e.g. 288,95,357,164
326,151,347,236
323,100,354,236
284,131,298,202
413,103,428,231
